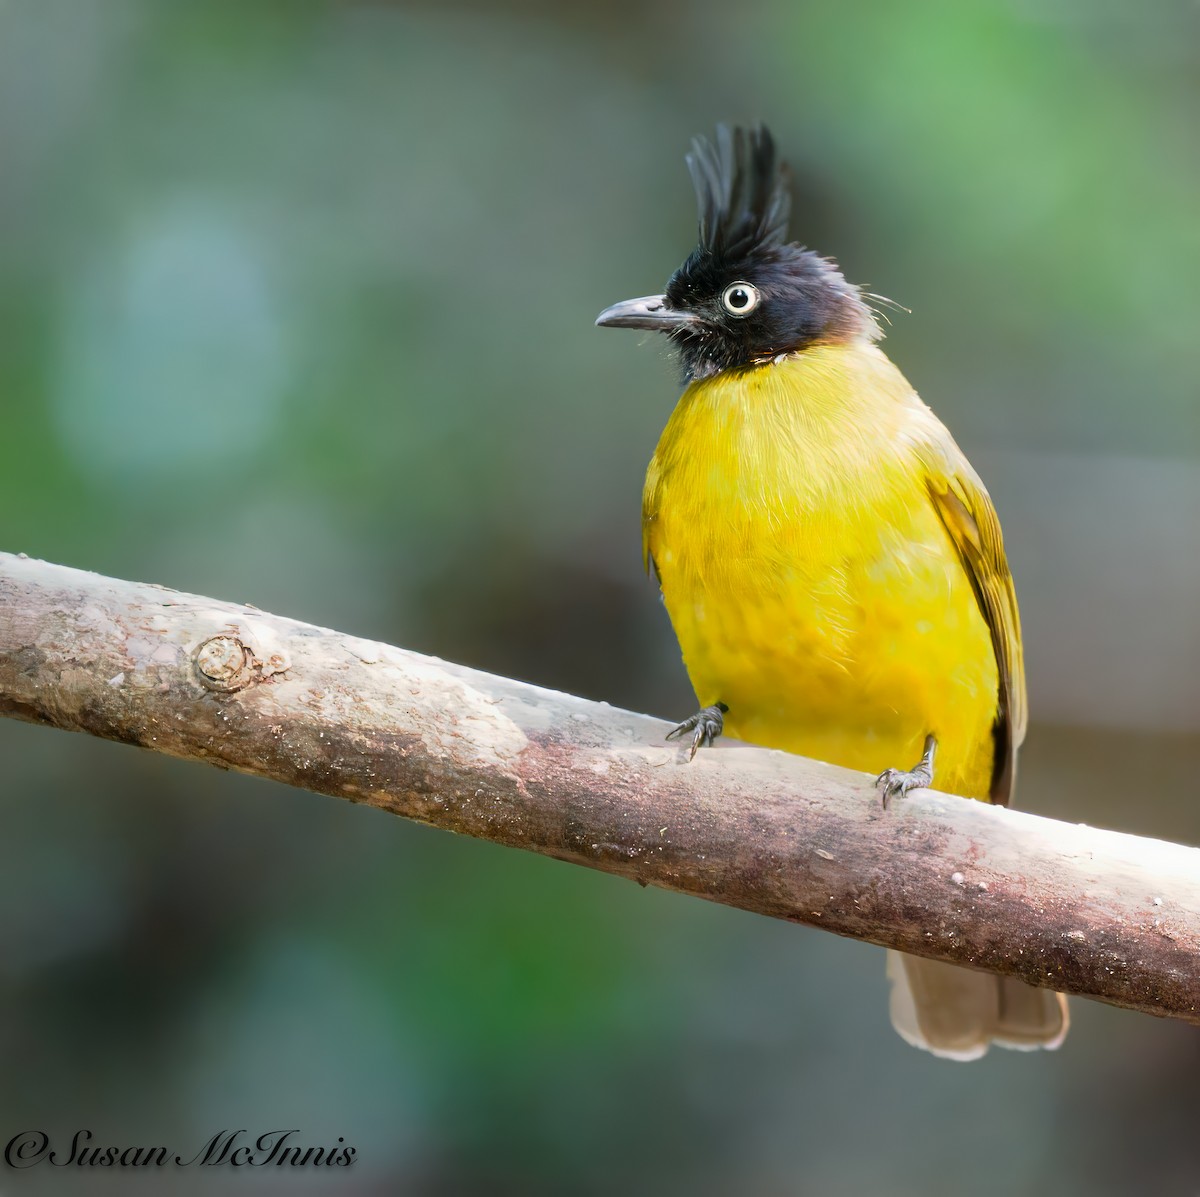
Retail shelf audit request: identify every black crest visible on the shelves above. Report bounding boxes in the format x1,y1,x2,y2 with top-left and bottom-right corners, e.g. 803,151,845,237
687,125,791,263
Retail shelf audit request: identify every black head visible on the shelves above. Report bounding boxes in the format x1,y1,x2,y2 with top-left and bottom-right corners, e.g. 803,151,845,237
597,125,877,382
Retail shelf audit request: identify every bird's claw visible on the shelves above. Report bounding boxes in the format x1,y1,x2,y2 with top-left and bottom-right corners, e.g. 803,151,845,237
666,703,727,760
876,734,937,809
875,766,932,808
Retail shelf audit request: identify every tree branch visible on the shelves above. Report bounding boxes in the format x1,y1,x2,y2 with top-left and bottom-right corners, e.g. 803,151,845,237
1,551,1197,1025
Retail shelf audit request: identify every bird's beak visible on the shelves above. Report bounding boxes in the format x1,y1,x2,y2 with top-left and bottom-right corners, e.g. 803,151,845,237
595,294,695,332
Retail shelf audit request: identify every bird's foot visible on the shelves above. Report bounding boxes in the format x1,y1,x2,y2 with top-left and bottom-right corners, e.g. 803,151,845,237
666,702,728,760
876,734,937,809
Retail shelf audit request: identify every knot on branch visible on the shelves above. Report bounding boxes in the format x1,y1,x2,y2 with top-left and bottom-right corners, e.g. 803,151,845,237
193,633,290,693
194,635,253,691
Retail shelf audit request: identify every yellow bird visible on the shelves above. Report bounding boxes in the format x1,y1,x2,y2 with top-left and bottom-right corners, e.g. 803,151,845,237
596,125,1068,1060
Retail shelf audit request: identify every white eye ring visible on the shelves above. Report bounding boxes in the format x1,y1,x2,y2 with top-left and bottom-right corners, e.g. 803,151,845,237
721,281,760,317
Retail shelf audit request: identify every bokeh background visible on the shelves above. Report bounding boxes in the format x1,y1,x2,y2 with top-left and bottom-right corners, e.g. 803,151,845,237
2,1,1198,1193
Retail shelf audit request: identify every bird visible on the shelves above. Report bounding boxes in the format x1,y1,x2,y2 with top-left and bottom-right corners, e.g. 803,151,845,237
595,124,1068,1060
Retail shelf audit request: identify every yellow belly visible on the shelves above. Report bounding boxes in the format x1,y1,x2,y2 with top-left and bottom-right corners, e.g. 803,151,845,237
643,343,999,800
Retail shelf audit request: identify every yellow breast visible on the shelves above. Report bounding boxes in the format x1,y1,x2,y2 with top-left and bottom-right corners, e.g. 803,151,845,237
643,341,1000,799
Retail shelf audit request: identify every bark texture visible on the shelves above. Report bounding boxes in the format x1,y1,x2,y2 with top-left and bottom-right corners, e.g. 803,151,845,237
1,551,1197,1025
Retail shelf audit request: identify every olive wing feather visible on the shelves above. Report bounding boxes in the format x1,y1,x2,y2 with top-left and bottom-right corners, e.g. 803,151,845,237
923,451,1027,806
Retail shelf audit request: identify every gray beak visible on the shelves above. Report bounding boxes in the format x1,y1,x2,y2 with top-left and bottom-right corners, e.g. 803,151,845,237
595,294,695,331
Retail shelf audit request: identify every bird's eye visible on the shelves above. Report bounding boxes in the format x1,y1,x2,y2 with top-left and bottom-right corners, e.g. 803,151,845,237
721,282,760,317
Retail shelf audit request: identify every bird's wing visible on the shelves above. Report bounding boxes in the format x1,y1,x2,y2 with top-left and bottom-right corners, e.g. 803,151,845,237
641,458,662,580
921,445,1027,806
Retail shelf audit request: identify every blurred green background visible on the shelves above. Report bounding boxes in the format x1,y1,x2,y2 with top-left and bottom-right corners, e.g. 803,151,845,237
1,1,1198,1193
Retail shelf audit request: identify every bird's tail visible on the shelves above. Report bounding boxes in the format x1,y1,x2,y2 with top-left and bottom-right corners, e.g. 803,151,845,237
886,950,1069,1061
